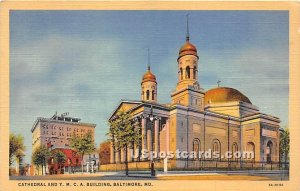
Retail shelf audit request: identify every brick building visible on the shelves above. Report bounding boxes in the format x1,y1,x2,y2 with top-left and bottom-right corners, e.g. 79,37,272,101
48,148,81,174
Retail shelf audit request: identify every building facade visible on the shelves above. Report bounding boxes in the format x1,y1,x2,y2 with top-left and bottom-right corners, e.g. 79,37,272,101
82,151,100,172
109,24,280,166
31,112,96,151
48,148,82,174
31,112,96,174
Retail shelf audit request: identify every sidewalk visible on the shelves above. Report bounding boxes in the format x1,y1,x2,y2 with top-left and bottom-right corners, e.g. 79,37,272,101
107,169,288,179
156,170,289,177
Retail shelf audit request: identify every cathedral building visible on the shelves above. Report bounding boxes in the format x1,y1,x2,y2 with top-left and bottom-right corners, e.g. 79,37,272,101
108,22,280,166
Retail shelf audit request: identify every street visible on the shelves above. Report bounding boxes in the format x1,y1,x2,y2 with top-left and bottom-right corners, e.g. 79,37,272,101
10,170,289,181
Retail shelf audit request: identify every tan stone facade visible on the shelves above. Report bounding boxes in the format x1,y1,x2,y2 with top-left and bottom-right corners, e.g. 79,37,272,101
108,28,280,167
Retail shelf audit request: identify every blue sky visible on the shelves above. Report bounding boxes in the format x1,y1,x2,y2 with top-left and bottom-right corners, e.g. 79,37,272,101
9,11,289,163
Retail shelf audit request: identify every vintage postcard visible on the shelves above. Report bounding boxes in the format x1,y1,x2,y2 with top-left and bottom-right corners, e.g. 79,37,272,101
0,1,300,191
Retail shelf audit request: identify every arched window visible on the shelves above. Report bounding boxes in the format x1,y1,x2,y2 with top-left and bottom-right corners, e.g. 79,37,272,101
193,66,197,79
192,138,200,159
186,66,190,79
266,141,273,163
180,68,183,80
232,143,238,161
212,139,221,160
146,90,150,100
246,142,255,161
152,90,155,100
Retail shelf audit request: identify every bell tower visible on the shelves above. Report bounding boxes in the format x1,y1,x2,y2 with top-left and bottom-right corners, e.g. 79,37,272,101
171,15,204,110
141,49,157,103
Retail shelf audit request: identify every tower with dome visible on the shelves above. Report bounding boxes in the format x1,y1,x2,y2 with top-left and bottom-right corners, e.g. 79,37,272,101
108,17,280,168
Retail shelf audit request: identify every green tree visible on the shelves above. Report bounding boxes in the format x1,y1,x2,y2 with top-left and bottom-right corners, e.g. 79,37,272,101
108,110,141,176
9,133,25,175
53,150,66,174
279,128,290,164
9,133,25,166
70,131,95,173
31,145,50,175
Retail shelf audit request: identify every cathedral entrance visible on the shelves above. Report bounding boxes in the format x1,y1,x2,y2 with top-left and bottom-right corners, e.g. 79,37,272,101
266,141,273,163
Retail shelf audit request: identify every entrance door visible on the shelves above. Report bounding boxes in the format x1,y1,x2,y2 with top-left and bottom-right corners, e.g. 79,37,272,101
266,141,273,163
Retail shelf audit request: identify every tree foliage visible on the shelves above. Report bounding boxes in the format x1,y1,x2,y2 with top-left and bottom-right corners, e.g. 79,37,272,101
99,140,111,165
108,110,141,175
70,131,95,172
53,150,66,172
108,111,141,152
9,133,25,166
279,128,290,163
31,145,50,175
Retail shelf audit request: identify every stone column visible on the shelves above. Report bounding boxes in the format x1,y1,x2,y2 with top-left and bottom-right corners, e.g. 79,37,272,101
141,118,147,151
120,149,124,163
133,140,137,161
110,142,115,163
154,119,159,154
166,119,170,152
115,150,119,163
147,129,152,152
127,144,132,162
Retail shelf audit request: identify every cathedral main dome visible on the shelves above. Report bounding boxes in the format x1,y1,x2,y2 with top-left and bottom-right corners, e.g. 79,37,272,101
142,69,156,83
205,87,251,104
178,41,198,60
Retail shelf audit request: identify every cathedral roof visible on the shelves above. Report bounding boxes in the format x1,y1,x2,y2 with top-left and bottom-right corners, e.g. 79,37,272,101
178,40,198,60
142,67,156,83
205,87,252,104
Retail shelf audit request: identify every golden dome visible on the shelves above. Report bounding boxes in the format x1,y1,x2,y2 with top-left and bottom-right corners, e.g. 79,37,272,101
178,41,198,59
205,87,251,104
142,68,156,83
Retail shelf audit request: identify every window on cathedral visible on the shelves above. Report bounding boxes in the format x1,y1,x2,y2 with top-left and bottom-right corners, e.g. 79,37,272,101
193,66,197,79
266,141,273,163
152,90,155,100
186,66,190,79
212,139,221,160
180,68,183,80
193,138,200,159
232,143,238,161
146,90,150,100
